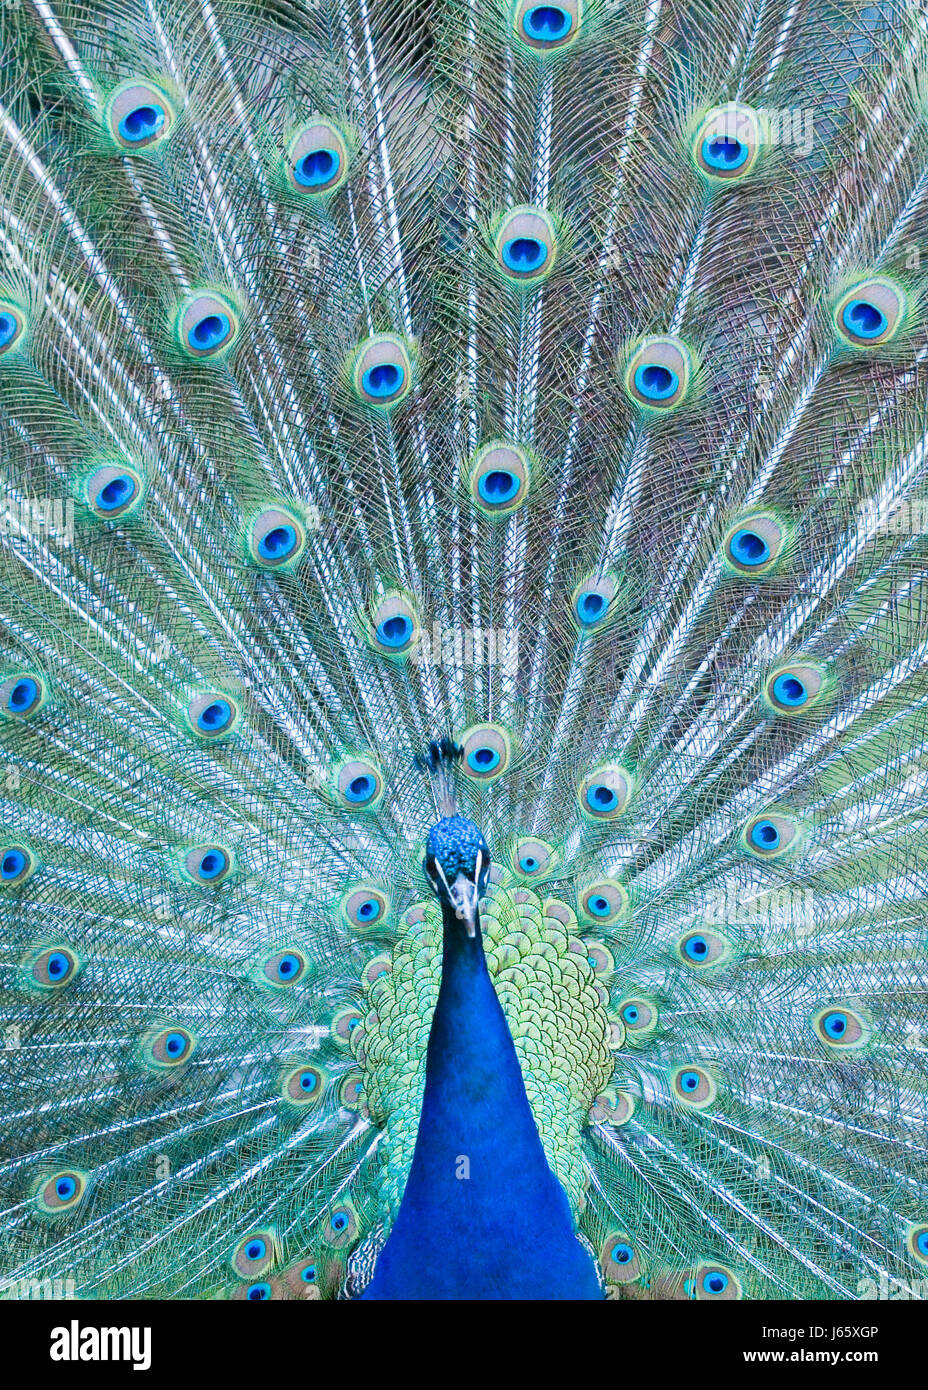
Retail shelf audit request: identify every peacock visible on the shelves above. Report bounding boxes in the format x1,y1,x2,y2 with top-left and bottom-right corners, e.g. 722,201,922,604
0,0,927,1305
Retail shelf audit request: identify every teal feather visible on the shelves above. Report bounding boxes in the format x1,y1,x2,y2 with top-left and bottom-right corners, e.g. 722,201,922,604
0,0,926,1302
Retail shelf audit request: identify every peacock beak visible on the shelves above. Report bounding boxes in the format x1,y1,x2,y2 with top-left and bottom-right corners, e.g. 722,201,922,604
449,872,478,938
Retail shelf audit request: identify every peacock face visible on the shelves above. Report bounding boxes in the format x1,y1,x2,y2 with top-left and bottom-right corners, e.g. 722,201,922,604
423,814,491,937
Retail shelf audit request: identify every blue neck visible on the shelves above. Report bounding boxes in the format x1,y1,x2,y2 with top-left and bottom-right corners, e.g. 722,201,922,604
362,902,602,1300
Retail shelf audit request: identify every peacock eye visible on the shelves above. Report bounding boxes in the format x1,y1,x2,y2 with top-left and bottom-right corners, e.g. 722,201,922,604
578,879,629,925
287,119,350,195
834,277,905,348
341,886,389,932
335,757,384,810
469,441,531,517
722,512,786,575
671,1064,716,1108
35,1169,88,1214
281,1063,326,1106
577,764,633,821
369,593,419,657
0,672,46,719
0,300,27,355
572,572,620,630
262,949,311,987
185,691,240,740
107,81,174,150
676,928,730,969
232,1230,276,1279
85,464,144,520
513,0,581,50
182,844,233,885
460,725,511,781
764,662,826,715
248,506,306,569
812,1005,868,1049
624,337,692,410
493,206,557,284
140,1024,195,1069
693,1262,742,1299
693,104,762,181
512,837,555,879
176,291,239,358
323,1202,359,1249
1,843,37,886
351,335,412,408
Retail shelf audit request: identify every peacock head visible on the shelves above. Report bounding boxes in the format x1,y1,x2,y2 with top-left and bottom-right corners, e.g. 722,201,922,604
424,814,491,938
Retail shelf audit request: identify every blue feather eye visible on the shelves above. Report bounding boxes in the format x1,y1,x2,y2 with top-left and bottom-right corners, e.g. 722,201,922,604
469,441,531,516
323,1201,359,1250
835,277,905,348
671,1065,716,1108
29,944,80,990
0,671,46,719
571,571,619,630
35,1169,88,1215
0,300,26,355
624,337,692,410
511,837,556,880
232,1230,277,1279
107,81,174,150
600,1233,641,1284
335,757,384,810
139,1024,195,1070
84,463,143,520
182,844,233,885
764,663,825,715
1,843,37,885
351,334,412,408
281,1063,326,1107
513,0,580,49
812,1005,868,1049
742,811,801,858
694,1262,742,1299
676,928,731,969
723,512,786,575
493,207,557,284
245,1281,271,1299
578,881,628,925
341,886,389,932
185,691,240,740
369,592,419,657
693,104,762,181
248,506,306,569
262,949,311,987
460,724,511,782
300,1263,316,1282
618,997,657,1040
287,119,350,195
176,291,239,358
577,764,633,821
907,1224,928,1267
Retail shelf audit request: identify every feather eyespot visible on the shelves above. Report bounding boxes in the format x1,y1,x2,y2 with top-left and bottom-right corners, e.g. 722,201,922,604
182,844,233,885
513,1,581,50
281,1063,326,1107
493,207,557,284
287,119,350,195
84,464,144,520
341,886,389,932
369,592,419,657
571,572,619,630
107,81,174,150
834,277,906,348
511,837,556,879
624,337,692,410
335,757,383,810
232,1230,277,1279
618,996,657,1039
460,724,511,781
578,764,633,821
0,300,27,355
693,104,762,181
351,335,412,408
28,944,80,990
722,512,786,575
140,1025,195,1070
742,811,802,858
671,1064,716,1108
1,843,38,887
590,1088,635,1126
601,1234,641,1284
676,928,730,969
248,507,306,569
176,291,239,358
262,949,311,988
907,1224,928,1267
331,1005,363,1048
693,1262,742,1300
322,1200,359,1249
579,879,629,925
812,1005,869,1050
0,671,46,720
469,441,531,516
185,691,240,740
764,662,826,715
35,1169,88,1215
